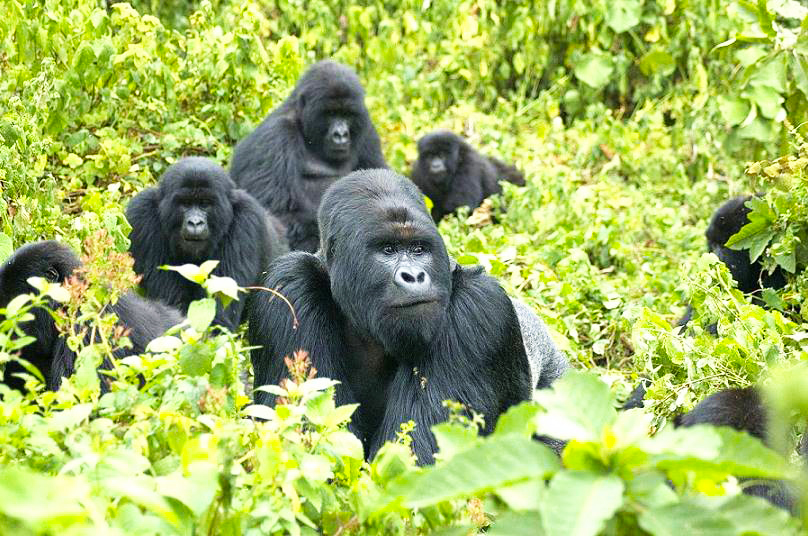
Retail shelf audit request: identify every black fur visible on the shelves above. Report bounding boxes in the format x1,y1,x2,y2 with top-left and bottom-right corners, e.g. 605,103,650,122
127,157,287,330
248,169,532,464
410,130,525,223
674,387,799,514
678,195,786,329
0,241,183,392
230,60,387,252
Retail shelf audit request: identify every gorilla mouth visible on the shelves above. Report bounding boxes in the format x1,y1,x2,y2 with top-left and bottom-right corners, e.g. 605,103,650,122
391,298,439,309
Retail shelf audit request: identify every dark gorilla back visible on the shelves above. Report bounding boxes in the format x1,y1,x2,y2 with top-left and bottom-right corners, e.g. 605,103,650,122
0,241,182,392
411,130,524,223
127,157,286,330
230,60,387,252
674,387,800,514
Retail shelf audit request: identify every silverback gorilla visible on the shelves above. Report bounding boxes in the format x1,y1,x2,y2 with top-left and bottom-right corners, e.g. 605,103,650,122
0,241,182,392
674,387,800,514
126,157,287,331
411,130,525,223
248,169,567,464
678,195,786,328
230,60,387,252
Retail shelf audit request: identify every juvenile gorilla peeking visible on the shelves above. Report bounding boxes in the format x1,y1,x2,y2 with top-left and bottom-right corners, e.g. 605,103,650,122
127,157,287,331
411,130,525,223
230,60,387,252
248,169,567,464
0,241,183,392
678,195,786,328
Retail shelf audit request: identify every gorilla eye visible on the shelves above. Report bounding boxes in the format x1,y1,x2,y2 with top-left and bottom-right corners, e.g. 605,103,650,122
45,267,60,282
382,244,396,255
411,244,426,255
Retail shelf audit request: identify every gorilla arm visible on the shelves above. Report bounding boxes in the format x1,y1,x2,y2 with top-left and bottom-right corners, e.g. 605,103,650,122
212,190,273,330
248,252,357,408
369,264,532,465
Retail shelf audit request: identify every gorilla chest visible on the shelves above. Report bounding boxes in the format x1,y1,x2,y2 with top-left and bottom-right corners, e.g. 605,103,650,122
300,156,355,202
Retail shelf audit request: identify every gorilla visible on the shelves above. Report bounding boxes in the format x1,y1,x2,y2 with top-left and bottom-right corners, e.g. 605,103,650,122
127,157,287,331
230,60,387,252
674,387,800,514
0,241,183,392
410,130,525,223
247,169,567,465
678,195,786,328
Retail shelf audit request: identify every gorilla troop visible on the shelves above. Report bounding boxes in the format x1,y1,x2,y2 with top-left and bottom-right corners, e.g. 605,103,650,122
0,241,182,392
230,60,387,252
248,169,567,465
411,130,525,223
126,157,287,330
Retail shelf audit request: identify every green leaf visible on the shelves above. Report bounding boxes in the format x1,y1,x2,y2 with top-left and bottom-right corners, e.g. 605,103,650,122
638,47,676,76
163,261,219,285
488,511,545,536
540,472,624,536
717,96,750,126
178,342,214,376
156,462,219,517
573,53,614,89
187,298,216,331
533,371,617,441
0,233,13,262
205,274,241,308
494,401,539,437
383,435,560,509
605,0,641,33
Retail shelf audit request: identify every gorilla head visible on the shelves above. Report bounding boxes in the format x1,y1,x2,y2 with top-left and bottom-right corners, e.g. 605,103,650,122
414,130,461,192
317,169,452,358
293,60,372,166
0,241,80,389
157,157,235,260
706,195,785,294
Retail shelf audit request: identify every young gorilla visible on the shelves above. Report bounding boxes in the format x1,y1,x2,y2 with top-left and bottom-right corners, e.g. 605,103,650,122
0,241,183,392
248,169,567,465
410,130,525,223
678,195,787,328
127,157,287,331
230,60,387,252
675,387,800,514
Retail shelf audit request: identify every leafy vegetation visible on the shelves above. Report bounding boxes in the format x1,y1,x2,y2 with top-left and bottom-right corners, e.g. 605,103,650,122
1,0,808,534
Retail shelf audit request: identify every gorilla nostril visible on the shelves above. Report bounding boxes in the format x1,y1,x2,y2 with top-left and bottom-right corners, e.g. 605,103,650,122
401,270,415,283
417,272,425,284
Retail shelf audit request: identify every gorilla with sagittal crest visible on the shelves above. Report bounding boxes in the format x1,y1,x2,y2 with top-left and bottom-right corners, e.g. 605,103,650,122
247,169,567,464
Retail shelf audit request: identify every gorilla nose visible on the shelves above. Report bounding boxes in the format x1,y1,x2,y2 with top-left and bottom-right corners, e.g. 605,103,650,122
332,124,350,146
394,265,431,291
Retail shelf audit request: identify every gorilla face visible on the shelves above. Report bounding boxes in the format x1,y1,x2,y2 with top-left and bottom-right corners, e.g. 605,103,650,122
0,241,80,369
415,131,461,190
158,158,235,260
296,62,368,165
319,170,452,359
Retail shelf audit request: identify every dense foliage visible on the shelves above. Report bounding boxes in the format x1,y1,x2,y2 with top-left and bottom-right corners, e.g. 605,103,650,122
1,0,808,534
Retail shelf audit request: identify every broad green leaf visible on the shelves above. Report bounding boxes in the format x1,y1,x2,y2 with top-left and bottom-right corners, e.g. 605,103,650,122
488,511,545,536
384,436,560,509
533,371,617,441
540,472,624,536
717,96,750,126
573,53,613,89
0,468,89,525
178,342,214,376
187,298,216,332
605,0,641,33
432,422,481,460
494,402,539,437
156,462,219,516
639,48,676,76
